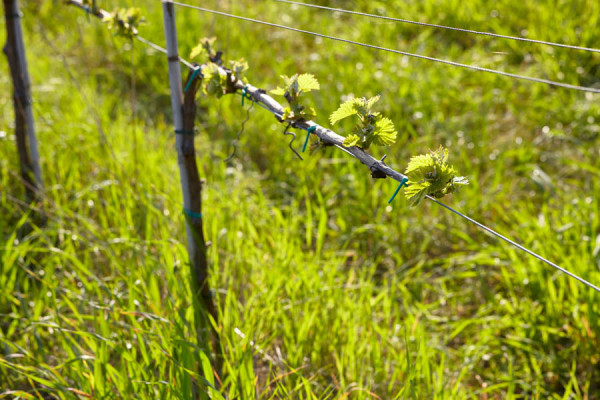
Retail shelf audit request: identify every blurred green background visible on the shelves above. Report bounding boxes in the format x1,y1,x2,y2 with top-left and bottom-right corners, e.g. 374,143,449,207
1,0,600,398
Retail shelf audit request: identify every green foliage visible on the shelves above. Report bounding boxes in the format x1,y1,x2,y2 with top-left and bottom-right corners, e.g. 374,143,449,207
190,37,217,61
403,146,469,206
270,73,320,123
330,96,397,149
189,38,249,97
7,1,600,399
102,7,145,39
201,63,227,98
228,58,249,83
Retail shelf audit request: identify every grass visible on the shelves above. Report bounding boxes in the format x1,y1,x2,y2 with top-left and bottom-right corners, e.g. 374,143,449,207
1,0,600,398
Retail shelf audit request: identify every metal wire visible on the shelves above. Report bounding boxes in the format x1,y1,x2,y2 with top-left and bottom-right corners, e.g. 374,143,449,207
427,196,600,292
274,0,600,54
226,79,600,294
170,2,600,94
135,36,195,69
69,0,600,292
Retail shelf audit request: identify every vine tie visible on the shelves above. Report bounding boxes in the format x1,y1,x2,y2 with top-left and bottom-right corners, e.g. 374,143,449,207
302,125,316,153
388,177,409,204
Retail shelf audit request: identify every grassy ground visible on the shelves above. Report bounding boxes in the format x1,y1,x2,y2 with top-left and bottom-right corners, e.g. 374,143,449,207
2,0,600,398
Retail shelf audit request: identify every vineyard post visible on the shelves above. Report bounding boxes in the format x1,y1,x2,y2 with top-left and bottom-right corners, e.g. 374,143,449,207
161,0,221,376
3,0,43,204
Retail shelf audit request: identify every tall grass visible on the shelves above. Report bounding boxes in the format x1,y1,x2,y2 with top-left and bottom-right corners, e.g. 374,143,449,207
1,0,600,398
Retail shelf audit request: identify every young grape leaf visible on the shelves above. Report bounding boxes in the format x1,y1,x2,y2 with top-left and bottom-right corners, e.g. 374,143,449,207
330,98,362,125
190,45,207,61
404,185,430,207
297,74,320,92
103,8,145,39
270,87,286,96
270,73,320,123
330,95,395,149
372,117,397,146
190,37,217,60
228,59,249,82
367,95,381,109
343,134,361,147
201,64,227,98
404,146,468,206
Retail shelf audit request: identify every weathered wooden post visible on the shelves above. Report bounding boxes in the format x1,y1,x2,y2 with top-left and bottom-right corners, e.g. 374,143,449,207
161,0,221,378
3,0,43,204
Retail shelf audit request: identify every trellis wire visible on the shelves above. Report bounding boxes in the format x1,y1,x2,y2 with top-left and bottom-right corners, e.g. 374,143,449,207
218,69,600,294
67,0,195,68
274,0,600,54
171,1,600,94
67,0,600,293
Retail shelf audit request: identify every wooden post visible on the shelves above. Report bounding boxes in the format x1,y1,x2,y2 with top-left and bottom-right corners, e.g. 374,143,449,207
3,0,43,204
161,0,221,376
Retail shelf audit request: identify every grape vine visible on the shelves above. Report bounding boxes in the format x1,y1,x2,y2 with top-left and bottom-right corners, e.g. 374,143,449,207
190,37,249,98
329,95,397,149
403,146,469,206
187,42,467,205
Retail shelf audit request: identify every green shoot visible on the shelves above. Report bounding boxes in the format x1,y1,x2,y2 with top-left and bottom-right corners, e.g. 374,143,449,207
228,59,249,83
190,37,217,61
403,146,469,207
330,95,397,149
270,74,320,123
201,64,228,98
189,37,249,97
103,8,145,39
199,61,249,98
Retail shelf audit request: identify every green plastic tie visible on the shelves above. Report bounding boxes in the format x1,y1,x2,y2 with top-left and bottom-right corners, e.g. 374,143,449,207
241,86,249,106
175,129,194,135
302,126,316,153
184,67,202,93
183,209,202,219
7,12,22,19
388,177,409,204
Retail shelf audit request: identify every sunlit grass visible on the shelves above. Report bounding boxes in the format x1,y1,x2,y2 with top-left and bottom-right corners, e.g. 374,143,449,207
1,0,600,398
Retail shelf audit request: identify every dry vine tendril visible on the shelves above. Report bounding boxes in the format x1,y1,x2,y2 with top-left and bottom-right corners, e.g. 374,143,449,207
269,74,320,159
